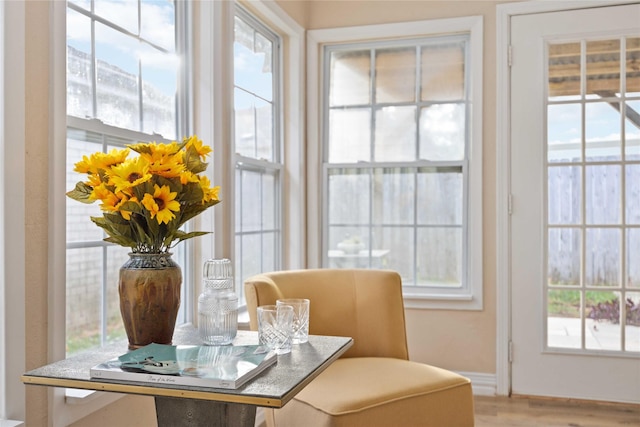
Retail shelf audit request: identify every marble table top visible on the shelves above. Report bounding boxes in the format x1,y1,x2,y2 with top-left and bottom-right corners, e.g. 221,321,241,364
22,325,353,408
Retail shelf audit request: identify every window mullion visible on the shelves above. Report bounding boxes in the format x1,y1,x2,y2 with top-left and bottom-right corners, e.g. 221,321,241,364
370,49,376,162
619,36,627,352
414,46,421,286
369,49,376,268
137,57,143,133
91,18,97,118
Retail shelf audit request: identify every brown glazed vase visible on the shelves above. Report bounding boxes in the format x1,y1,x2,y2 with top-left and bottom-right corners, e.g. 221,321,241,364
119,253,182,349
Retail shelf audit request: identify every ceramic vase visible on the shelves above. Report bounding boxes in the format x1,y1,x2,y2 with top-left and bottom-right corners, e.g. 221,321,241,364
118,253,181,349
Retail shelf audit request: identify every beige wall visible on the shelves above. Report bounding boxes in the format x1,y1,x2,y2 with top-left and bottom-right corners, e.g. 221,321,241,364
24,1,53,425
21,1,513,425
70,396,157,427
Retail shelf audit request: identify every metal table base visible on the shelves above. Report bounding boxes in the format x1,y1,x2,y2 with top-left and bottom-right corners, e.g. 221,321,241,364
155,396,256,427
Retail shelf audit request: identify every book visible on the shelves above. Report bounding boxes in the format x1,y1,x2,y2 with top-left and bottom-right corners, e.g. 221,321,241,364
90,343,277,389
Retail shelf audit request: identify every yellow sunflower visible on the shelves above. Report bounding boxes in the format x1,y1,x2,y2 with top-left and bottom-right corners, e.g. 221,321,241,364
179,170,200,185
142,184,180,225
90,184,120,211
73,154,96,174
148,154,185,178
95,148,130,170
140,143,185,179
67,135,220,253
116,195,138,220
108,157,152,194
86,172,106,188
199,176,220,203
128,142,153,154
74,149,129,175
184,135,212,159
151,141,181,156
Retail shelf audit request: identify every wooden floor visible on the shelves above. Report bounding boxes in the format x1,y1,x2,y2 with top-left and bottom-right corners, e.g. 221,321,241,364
474,395,640,427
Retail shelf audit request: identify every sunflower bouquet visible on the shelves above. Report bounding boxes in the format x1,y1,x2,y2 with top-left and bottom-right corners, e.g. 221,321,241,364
66,135,220,254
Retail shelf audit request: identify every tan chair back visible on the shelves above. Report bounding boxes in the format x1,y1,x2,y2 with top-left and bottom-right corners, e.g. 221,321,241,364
244,269,409,360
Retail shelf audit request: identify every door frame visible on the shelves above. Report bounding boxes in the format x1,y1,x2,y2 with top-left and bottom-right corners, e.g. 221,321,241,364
495,0,640,397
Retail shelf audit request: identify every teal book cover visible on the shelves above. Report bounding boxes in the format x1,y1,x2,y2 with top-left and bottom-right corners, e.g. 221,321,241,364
91,343,276,389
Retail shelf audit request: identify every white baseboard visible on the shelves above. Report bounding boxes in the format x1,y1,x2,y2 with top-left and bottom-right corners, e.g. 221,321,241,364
457,371,497,396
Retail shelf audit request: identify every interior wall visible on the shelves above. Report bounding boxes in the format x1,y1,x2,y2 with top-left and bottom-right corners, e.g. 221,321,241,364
24,1,53,425
275,0,517,374
69,396,157,427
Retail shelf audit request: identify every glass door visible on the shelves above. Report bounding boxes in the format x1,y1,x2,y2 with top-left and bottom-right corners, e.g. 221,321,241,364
510,3,640,403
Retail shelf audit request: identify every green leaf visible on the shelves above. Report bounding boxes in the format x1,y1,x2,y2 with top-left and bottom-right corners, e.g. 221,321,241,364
184,146,208,174
175,205,205,226
128,144,153,155
178,199,220,226
177,139,189,151
144,211,160,237
119,201,144,215
179,182,205,204
104,235,137,248
92,215,131,238
98,169,110,183
130,213,152,243
132,180,155,201
167,230,211,247
103,212,130,225
66,182,94,203
91,216,137,247
156,175,182,194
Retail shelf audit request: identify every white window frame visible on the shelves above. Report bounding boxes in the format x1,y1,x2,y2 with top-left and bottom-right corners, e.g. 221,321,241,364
307,16,483,310
195,0,306,314
233,5,284,304
50,1,195,424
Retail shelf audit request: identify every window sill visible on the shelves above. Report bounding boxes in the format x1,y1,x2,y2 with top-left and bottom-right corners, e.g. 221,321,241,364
58,387,126,425
403,293,483,310
238,309,251,331
0,420,25,427
65,388,124,405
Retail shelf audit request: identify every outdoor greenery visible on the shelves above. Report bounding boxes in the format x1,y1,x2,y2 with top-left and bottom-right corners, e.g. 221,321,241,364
66,319,126,355
548,289,640,326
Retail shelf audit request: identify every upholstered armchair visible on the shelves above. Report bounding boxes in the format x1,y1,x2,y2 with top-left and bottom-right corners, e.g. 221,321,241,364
244,269,475,427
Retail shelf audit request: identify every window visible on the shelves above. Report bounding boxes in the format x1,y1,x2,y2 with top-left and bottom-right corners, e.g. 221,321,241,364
233,6,283,302
65,0,189,355
546,37,640,352
311,17,483,309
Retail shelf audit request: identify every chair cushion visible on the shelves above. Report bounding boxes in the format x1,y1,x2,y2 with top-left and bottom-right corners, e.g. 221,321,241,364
269,357,475,427
297,357,471,414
